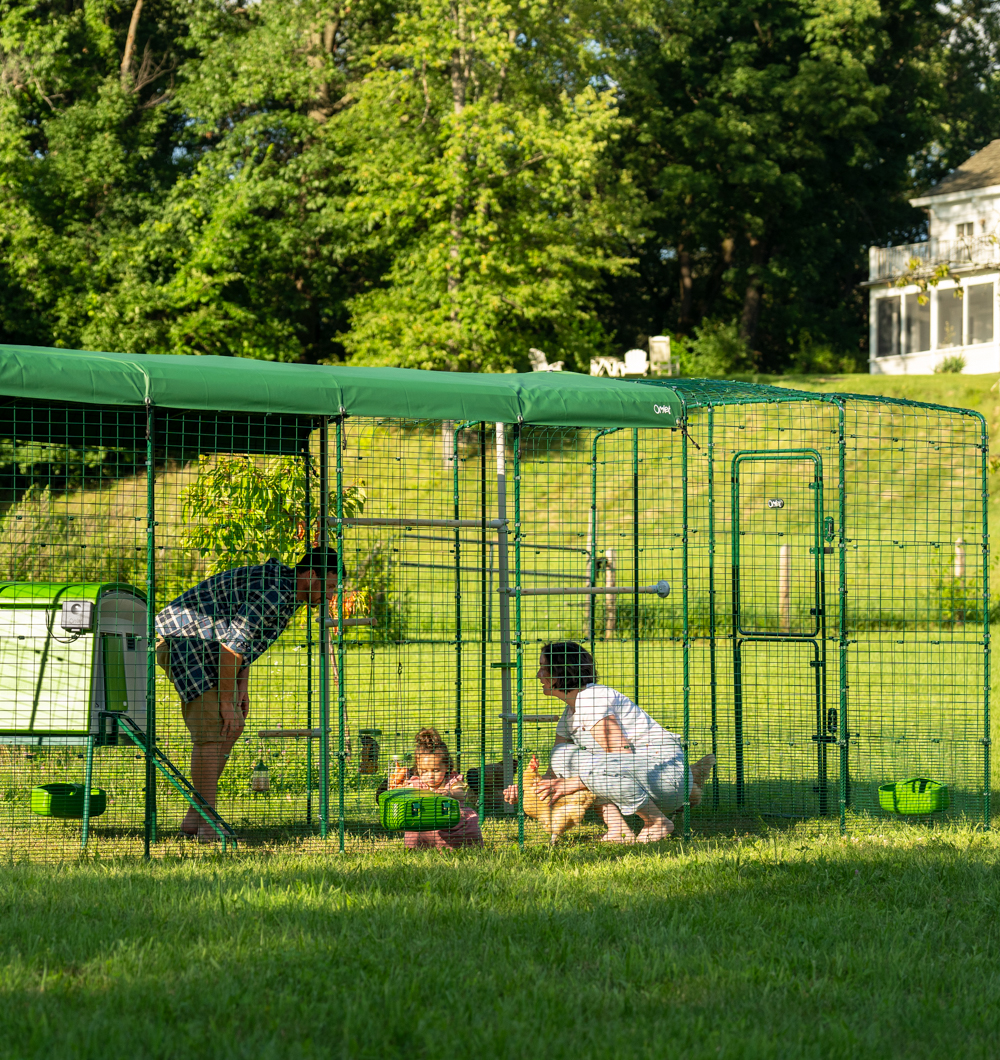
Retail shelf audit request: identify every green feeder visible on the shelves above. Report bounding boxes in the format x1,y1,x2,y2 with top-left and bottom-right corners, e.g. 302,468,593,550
878,778,950,815
378,788,461,831
31,783,107,819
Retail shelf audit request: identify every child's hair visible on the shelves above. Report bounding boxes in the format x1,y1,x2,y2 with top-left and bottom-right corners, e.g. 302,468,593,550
540,641,597,692
413,727,451,771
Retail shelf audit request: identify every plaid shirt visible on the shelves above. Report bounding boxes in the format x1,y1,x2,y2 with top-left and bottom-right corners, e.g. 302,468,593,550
156,559,300,702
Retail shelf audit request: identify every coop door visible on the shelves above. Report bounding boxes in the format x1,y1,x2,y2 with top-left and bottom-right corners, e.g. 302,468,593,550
733,640,833,817
732,452,823,636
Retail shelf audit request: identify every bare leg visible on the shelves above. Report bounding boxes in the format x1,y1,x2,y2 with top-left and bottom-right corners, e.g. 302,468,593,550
635,799,674,842
598,801,635,843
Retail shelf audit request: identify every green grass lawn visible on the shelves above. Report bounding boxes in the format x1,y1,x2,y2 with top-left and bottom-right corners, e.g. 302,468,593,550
2,826,1000,1059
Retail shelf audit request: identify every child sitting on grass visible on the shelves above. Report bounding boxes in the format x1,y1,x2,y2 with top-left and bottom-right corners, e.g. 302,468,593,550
391,727,483,849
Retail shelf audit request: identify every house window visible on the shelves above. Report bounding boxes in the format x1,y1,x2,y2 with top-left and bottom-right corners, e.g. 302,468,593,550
904,293,930,353
876,296,900,357
938,290,963,348
957,222,975,238
967,282,994,344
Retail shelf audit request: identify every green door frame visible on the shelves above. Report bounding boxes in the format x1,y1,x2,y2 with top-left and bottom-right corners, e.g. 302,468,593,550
731,449,831,814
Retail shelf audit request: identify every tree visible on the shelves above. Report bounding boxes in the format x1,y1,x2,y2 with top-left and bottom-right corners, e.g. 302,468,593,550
598,0,1000,369
0,0,194,347
333,0,638,371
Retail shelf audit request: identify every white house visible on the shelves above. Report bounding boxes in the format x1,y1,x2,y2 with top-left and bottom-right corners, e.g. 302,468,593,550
867,139,1000,374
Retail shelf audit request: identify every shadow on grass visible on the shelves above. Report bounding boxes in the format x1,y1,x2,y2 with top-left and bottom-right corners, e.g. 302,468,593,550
3,833,1000,1058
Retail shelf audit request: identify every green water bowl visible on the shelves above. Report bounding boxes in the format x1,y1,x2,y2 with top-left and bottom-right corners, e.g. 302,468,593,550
878,778,949,815
31,783,107,819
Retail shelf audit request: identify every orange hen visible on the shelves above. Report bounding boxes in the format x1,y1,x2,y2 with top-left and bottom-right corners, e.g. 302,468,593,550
521,755,594,845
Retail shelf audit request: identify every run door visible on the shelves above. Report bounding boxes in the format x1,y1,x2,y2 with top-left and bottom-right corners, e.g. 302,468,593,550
731,451,833,816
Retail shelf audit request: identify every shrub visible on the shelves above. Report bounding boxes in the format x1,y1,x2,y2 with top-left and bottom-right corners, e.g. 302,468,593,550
934,354,966,374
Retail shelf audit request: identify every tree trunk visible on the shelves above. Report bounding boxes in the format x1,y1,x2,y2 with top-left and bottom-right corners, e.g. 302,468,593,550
120,0,143,87
678,246,693,331
739,237,767,353
448,4,470,338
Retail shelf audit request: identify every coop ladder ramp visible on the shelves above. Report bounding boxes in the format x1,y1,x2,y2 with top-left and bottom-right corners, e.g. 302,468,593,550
101,712,238,850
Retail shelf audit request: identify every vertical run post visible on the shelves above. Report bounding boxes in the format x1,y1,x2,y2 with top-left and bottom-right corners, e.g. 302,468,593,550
589,429,619,655
979,413,991,830
707,407,719,810
496,423,514,803
453,420,475,770
144,399,156,858
335,416,346,853
318,418,330,839
81,733,94,850
681,410,691,839
479,423,488,823
454,425,462,770
304,443,313,827
513,424,524,847
836,401,848,834
633,428,640,704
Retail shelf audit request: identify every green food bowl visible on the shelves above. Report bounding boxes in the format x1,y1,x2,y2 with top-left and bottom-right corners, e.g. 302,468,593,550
31,783,107,819
878,778,949,815
378,788,461,831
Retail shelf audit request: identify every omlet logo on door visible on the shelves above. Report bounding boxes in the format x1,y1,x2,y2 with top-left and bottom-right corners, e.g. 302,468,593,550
767,498,785,509
652,404,671,415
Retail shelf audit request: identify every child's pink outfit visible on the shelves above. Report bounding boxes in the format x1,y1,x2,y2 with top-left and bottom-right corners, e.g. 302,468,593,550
402,773,484,849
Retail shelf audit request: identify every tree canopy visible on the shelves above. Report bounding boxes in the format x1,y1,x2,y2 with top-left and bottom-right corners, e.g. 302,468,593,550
2,0,998,371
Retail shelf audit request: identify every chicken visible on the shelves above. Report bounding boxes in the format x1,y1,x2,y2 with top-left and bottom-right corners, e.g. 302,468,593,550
520,755,594,844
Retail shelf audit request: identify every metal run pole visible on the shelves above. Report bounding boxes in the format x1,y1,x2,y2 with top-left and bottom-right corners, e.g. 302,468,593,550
144,399,157,857
335,517,504,529
318,418,330,839
495,423,515,809
500,582,670,598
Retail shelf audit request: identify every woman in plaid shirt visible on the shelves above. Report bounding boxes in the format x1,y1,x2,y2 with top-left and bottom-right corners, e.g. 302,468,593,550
156,546,338,841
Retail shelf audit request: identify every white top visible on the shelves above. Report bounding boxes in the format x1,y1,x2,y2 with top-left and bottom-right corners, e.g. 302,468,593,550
555,684,672,753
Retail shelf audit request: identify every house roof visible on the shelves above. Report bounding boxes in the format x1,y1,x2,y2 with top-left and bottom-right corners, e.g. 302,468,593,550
924,139,1000,197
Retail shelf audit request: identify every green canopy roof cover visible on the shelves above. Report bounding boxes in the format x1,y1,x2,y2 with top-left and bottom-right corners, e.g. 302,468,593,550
0,345,821,429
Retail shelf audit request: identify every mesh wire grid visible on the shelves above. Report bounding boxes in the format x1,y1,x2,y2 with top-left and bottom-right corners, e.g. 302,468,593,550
0,392,988,858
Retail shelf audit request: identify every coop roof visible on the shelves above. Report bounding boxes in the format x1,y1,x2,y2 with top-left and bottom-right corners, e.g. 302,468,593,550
0,346,835,433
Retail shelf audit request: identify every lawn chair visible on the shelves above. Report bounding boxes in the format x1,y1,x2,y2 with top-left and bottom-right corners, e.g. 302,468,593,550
528,348,564,372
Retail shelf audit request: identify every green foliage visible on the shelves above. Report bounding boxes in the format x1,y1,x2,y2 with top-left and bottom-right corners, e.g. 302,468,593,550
682,319,751,377
181,454,366,573
790,340,861,375
3,0,1000,368
935,354,967,374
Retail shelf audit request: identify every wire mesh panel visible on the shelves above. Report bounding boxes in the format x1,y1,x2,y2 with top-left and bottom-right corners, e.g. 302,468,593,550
0,402,149,860
0,380,987,858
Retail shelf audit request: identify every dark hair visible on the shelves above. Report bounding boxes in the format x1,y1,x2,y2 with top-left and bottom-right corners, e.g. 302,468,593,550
540,641,596,692
296,546,340,578
414,727,451,771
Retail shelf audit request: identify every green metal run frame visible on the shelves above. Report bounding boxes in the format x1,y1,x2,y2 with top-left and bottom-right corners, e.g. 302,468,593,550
123,393,992,852
0,358,987,856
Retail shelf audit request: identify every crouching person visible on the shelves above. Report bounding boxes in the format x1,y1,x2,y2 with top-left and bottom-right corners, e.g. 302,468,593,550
155,547,339,842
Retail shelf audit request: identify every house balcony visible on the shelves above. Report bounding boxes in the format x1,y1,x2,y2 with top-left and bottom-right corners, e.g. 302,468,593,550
868,236,1000,283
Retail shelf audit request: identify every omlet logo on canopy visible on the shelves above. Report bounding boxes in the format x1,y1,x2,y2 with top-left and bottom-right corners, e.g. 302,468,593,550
652,404,671,415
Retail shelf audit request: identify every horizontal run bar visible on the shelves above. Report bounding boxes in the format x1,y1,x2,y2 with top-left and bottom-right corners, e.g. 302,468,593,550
499,714,561,723
397,560,589,581
334,517,506,529
502,581,671,598
340,617,375,627
258,729,320,738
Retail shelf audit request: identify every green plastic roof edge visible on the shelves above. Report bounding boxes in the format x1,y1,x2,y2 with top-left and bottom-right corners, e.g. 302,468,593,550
0,346,982,428
0,582,147,606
